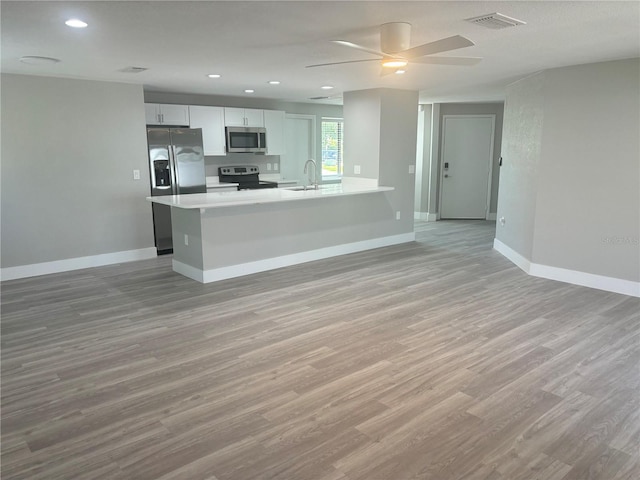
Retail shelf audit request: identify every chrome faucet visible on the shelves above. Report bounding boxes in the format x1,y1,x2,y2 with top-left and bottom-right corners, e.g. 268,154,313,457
303,159,318,190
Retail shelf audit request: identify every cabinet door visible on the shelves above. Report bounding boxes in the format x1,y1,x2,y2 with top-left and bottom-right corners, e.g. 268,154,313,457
145,104,161,125
244,108,264,127
263,110,286,155
159,104,190,126
224,107,246,126
189,106,226,156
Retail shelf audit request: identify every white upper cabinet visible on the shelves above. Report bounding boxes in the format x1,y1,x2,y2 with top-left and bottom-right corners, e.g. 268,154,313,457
263,110,286,156
188,106,226,156
224,107,264,127
145,103,190,126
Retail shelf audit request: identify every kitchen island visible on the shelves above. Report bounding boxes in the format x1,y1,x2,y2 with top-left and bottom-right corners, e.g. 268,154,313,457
147,182,415,283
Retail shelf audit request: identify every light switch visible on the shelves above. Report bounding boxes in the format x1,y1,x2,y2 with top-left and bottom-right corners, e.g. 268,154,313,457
354,165,361,175
133,169,140,180
273,163,279,171
408,165,415,174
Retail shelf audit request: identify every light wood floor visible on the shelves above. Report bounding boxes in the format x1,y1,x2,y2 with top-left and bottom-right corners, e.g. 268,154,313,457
2,220,639,480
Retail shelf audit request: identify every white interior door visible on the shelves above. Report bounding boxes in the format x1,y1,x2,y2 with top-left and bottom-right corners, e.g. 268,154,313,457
281,114,315,182
440,115,495,219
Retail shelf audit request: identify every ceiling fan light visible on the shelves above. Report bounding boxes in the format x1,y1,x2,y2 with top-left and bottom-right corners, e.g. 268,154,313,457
382,59,408,68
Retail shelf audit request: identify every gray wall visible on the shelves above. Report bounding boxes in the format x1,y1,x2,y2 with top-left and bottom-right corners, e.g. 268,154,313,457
415,104,433,216
1,74,154,268
342,90,382,180
378,89,420,232
343,88,418,233
496,58,640,282
494,75,544,259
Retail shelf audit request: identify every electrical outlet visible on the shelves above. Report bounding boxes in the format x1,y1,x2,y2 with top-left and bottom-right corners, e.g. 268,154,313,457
266,163,272,171
184,234,189,245
273,163,278,171
133,169,140,180
499,216,506,226
354,165,361,175
396,211,401,220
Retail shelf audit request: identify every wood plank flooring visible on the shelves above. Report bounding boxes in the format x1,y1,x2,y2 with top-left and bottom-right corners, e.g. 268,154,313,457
2,220,639,480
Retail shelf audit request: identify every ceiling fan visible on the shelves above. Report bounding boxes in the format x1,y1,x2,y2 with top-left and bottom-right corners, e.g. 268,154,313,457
306,22,481,74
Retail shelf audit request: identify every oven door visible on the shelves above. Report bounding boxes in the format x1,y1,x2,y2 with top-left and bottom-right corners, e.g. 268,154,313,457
226,127,266,153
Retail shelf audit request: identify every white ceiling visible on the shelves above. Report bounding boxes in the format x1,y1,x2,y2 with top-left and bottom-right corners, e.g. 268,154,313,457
2,1,639,105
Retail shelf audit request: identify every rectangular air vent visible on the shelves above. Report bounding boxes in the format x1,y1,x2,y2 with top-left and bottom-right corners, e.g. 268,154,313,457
465,12,526,29
309,96,330,100
119,66,148,73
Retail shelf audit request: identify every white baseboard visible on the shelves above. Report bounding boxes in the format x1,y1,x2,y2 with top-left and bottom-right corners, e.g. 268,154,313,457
1,247,157,282
493,238,640,297
175,232,416,284
414,212,438,222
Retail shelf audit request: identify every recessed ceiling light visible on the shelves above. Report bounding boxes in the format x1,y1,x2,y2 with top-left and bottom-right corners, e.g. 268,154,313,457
268,80,280,85
207,74,221,78
65,18,88,28
321,85,334,90
19,56,61,65
244,89,255,93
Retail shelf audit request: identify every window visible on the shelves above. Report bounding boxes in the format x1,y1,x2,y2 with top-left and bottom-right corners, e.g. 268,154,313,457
321,118,343,180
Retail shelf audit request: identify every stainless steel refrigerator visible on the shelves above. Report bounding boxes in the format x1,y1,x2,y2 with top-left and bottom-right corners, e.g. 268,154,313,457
147,128,206,254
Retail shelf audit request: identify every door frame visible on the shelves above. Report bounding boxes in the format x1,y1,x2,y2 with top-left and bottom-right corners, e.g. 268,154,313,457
438,114,495,220
283,113,317,181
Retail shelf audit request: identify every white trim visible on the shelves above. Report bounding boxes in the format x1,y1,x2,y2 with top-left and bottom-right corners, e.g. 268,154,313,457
1,247,157,282
172,260,204,283
414,212,438,222
176,232,416,284
487,212,497,221
493,238,640,297
493,238,532,273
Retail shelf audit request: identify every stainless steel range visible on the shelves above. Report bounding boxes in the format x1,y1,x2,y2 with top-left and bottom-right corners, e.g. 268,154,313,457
218,165,278,190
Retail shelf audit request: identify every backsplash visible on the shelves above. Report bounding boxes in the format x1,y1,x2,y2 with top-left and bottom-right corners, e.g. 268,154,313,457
204,154,280,176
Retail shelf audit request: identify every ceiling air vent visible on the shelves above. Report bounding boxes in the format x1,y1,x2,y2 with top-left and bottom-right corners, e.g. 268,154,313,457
309,96,330,100
465,12,526,29
119,66,148,73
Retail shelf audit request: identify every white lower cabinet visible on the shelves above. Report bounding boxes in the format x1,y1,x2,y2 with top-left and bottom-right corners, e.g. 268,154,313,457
189,106,226,156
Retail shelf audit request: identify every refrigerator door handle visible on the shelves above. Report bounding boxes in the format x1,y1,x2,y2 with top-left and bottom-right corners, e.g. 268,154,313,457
169,145,180,195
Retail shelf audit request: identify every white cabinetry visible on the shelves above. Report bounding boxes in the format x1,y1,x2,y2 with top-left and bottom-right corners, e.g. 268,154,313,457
188,106,226,156
263,110,286,156
224,107,264,127
145,103,190,126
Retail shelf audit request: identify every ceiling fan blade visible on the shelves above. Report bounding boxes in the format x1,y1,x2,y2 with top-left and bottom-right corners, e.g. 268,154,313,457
401,35,475,59
411,56,483,66
305,58,380,68
332,40,386,58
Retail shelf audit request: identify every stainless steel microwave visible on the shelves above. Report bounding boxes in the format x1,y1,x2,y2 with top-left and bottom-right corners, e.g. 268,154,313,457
225,127,267,153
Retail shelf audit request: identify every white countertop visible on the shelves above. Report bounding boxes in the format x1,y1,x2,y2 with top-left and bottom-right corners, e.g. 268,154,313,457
147,183,393,209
